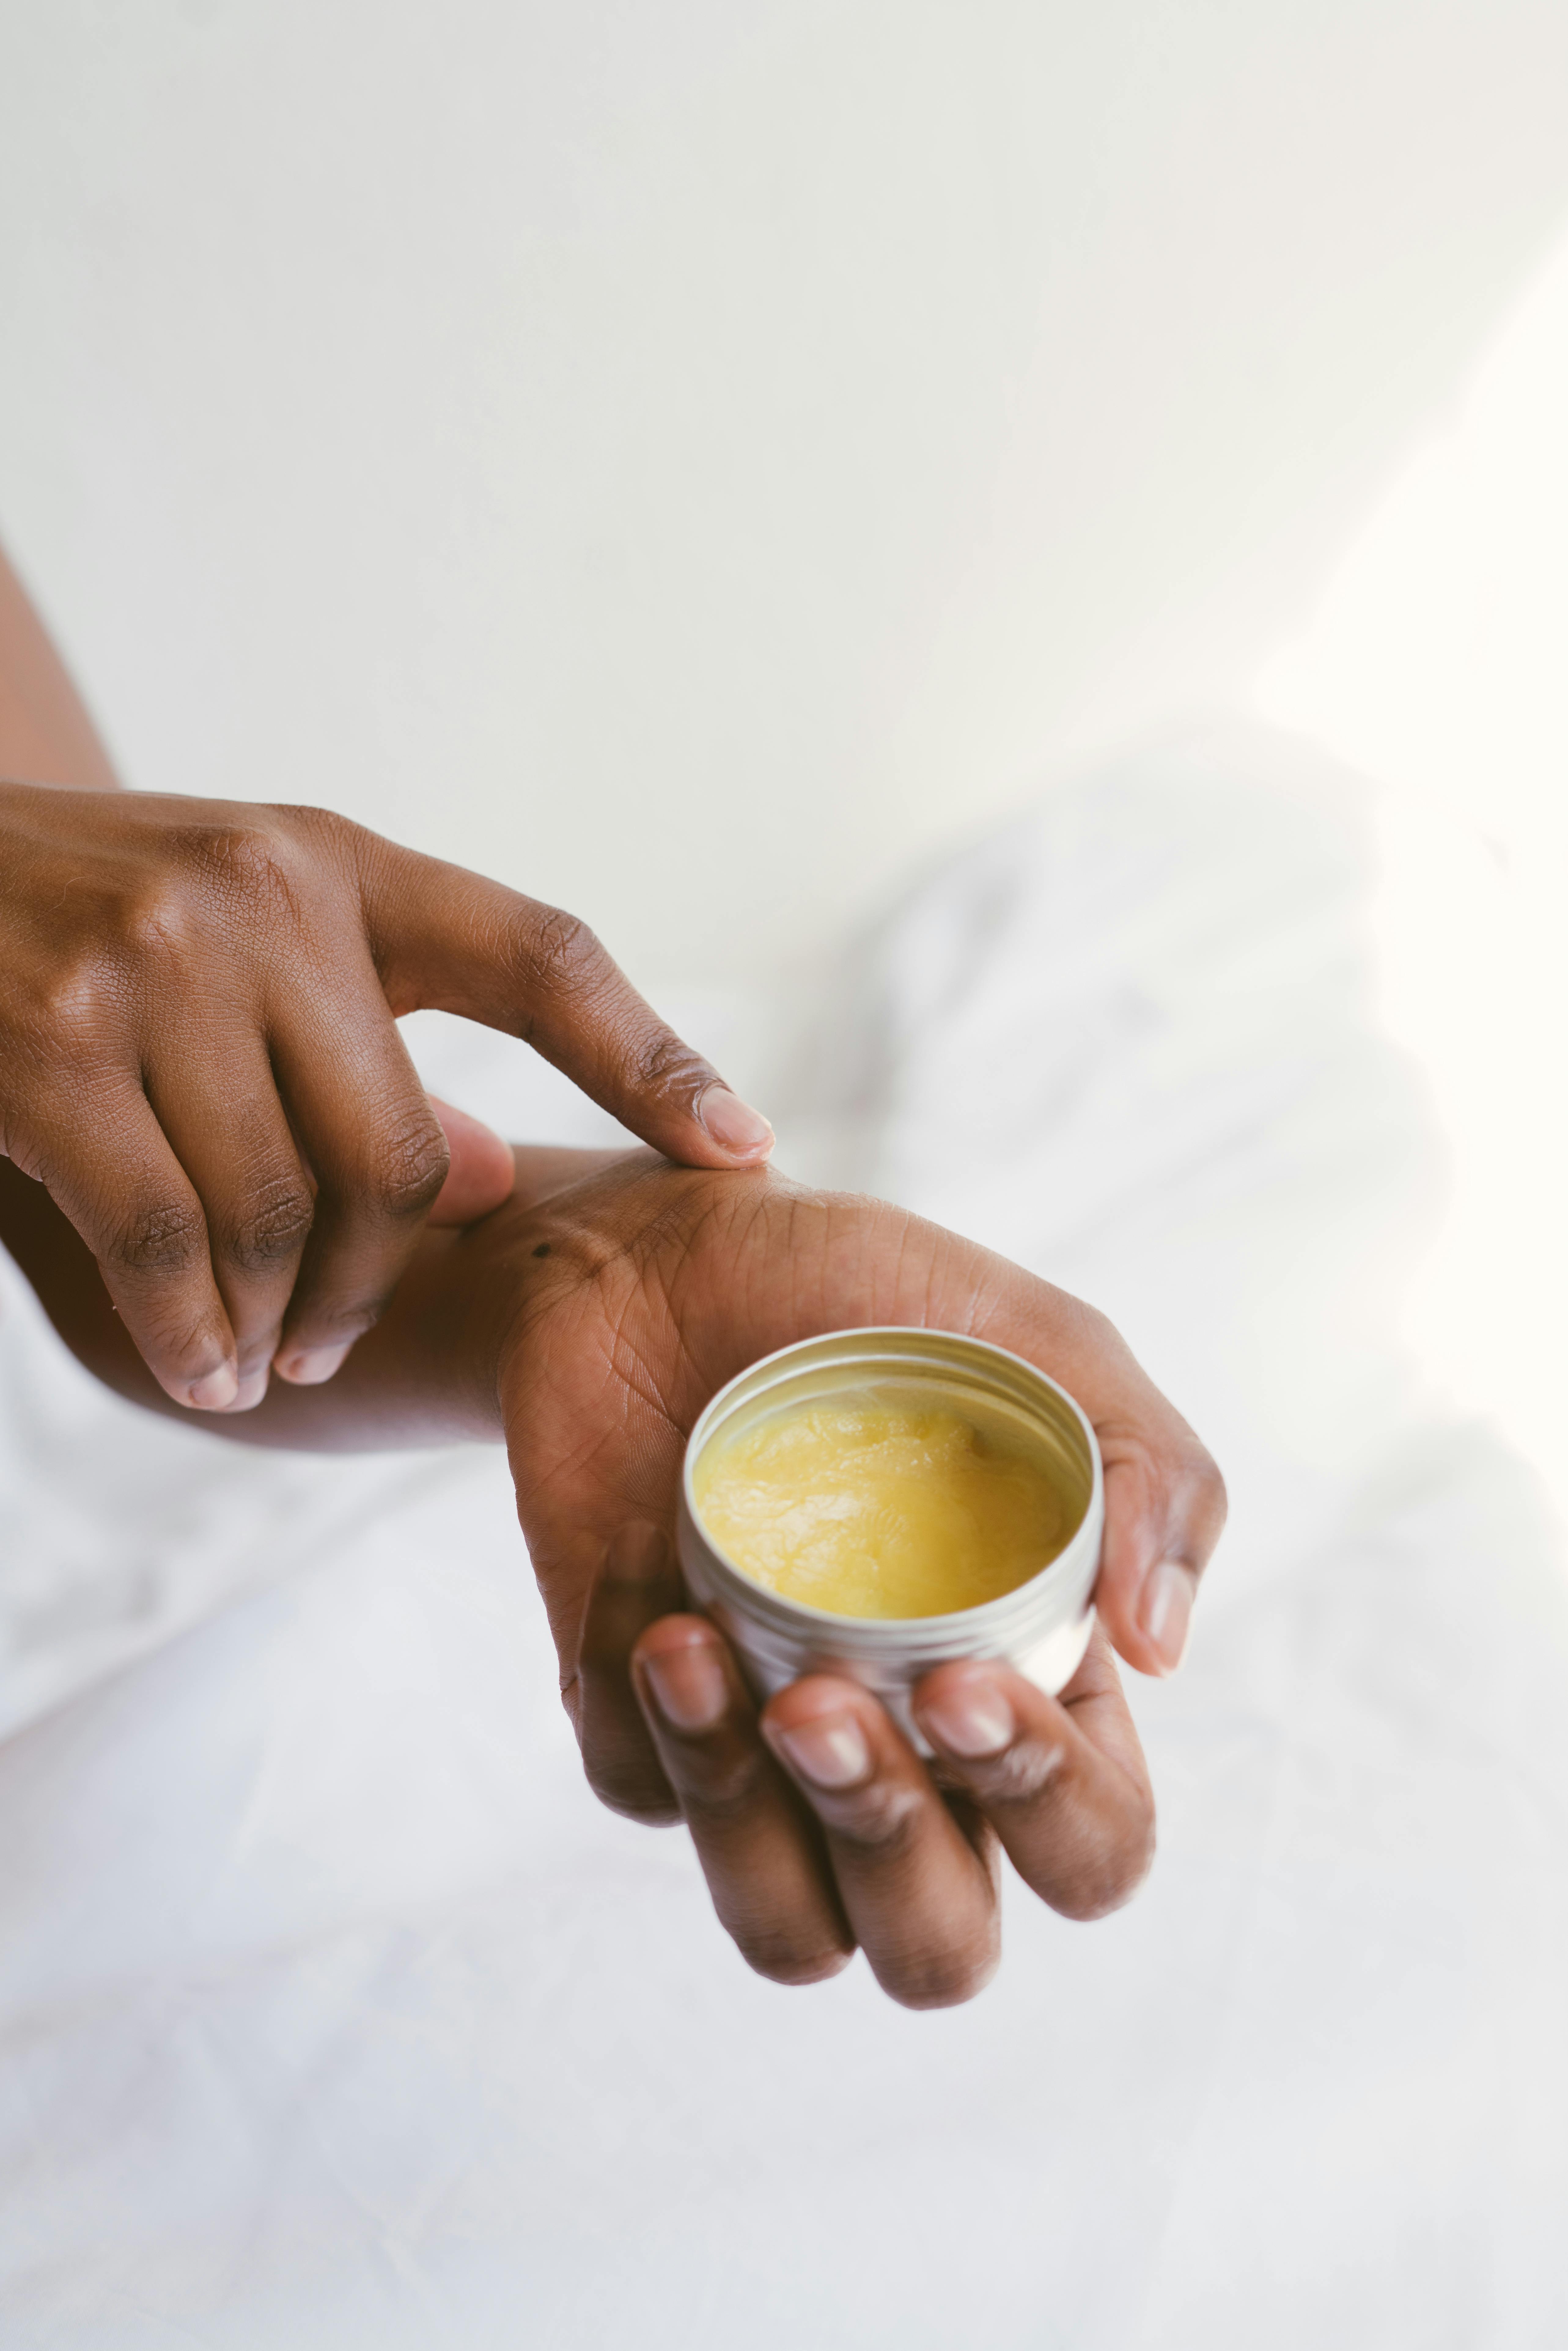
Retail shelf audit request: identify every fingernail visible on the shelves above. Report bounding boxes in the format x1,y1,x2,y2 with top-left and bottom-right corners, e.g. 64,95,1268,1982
219,1366,271,1414
187,1362,239,1411
602,1523,671,1587
919,1677,1015,1760
642,1640,728,1733
774,1713,871,1790
697,1085,775,1160
1142,1561,1195,1674
273,1341,352,1387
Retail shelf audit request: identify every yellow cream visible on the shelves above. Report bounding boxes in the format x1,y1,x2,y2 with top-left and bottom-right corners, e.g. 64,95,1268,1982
692,1391,1067,1620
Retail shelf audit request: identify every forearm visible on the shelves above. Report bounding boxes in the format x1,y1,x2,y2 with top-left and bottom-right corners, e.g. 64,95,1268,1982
0,540,121,792
0,1145,624,1451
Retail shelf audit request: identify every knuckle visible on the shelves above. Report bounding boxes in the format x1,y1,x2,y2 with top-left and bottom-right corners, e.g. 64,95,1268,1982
1147,1429,1228,1574
116,885,203,970
271,805,370,886
1054,1292,1128,1366
32,955,124,1051
628,1025,709,1100
93,823,307,975
1077,1297,1124,1352
167,818,294,901
282,803,355,851
973,1738,1069,1807
108,1195,207,1281
679,1747,775,1826
368,1115,451,1220
514,903,604,999
827,1778,925,1858
1192,1449,1229,1542
225,1180,315,1274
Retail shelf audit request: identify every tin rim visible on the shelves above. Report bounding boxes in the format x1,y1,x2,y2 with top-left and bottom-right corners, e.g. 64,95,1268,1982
680,1326,1104,1636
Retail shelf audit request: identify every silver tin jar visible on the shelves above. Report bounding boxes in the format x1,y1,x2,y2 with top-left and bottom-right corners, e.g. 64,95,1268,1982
676,1327,1104,1739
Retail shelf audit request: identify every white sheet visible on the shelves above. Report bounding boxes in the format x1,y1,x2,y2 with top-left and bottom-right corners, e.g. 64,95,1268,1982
2,728,1564,2349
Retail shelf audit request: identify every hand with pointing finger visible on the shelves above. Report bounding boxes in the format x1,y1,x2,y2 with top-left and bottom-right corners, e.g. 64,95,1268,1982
0,781,773,1414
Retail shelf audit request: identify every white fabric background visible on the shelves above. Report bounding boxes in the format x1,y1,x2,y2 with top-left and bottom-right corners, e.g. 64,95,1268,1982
2,732,1564,2347
6,12,1568,2335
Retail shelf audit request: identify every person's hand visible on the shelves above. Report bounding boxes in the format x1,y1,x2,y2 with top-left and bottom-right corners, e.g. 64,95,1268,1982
499,1154,1225,2007
0,782,773,1414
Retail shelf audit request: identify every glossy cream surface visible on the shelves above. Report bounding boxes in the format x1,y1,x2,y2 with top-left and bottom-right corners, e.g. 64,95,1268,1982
692,1391,1067,1620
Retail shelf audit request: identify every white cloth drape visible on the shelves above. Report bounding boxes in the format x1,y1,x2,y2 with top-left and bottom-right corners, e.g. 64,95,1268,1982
2,731,1563,2348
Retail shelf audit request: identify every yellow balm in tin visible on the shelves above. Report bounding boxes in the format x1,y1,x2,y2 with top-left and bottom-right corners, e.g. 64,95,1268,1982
691,1391,1069,1620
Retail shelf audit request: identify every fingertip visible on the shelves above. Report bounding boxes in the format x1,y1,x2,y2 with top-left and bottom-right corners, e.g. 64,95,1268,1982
746,1940,857,1989
273,1338,354,1386
587,1778,686,1830
694,1085,775,1165
1138,1560,1196,1675
634,1618,731,1735
912,1664,1017,1761
185,1361,240,1411
760,1678,880,1792
214,1365,271,1413
759,1673,873,1738
631,1612,723,1667
1097,1558,1198,1679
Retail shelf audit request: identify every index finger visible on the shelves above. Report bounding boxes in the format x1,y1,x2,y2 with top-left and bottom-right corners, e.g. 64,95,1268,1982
352,835,776,1171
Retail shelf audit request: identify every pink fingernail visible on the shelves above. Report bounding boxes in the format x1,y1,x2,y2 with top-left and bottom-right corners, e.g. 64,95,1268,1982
1142,1561,1195,1674
697,1086,775,1160
221,1367,271,1413
919,1678,1015,1760
774,1714,871,1790
642,1641,728,1733
273,1341,352,1387
187,1363,239,1411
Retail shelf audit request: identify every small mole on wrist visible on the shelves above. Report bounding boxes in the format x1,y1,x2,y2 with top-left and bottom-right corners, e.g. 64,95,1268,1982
532,1242,551,1258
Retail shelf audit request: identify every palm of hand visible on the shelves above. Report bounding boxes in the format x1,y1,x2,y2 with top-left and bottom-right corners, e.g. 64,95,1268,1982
501,1153,1212,1679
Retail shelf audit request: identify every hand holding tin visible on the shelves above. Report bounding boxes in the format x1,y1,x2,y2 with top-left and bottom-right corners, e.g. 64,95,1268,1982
504,1151,1225,2001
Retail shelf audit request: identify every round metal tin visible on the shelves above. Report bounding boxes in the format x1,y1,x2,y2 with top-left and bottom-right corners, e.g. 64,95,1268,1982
677,1327,1104,1740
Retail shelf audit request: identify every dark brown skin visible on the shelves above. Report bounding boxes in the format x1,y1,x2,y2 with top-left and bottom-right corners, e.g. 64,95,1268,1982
0,540,775,1418
1,1144,1226,2007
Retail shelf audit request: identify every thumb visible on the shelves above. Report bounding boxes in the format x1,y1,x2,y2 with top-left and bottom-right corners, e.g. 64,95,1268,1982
355,839,775,1171
426,1096,516,1226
